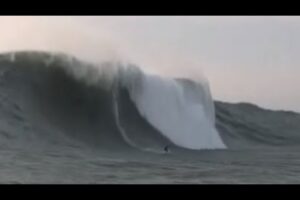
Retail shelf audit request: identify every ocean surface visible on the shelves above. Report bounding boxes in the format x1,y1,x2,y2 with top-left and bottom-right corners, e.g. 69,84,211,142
1,51,300,184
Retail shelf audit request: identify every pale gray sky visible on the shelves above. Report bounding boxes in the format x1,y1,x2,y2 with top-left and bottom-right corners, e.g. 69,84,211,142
0,16,299,112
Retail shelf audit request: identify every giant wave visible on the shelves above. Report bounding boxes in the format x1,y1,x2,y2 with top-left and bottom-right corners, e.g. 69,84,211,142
0,51,226,154
1,51,300,155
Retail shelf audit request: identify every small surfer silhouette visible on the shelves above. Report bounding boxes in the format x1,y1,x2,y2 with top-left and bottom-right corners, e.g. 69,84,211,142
164,145,170,153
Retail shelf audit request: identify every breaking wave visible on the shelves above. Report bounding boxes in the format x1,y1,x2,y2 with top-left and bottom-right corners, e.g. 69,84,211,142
0,51,226,154
2,51,300,154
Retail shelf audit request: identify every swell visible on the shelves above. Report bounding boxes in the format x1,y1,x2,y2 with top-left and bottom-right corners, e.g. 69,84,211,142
215,101,300,149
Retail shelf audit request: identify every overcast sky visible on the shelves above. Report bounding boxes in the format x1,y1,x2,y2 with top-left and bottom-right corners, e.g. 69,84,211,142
0,16,299,112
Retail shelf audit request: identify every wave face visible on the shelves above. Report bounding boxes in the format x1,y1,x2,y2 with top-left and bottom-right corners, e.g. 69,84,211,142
0,51,226,153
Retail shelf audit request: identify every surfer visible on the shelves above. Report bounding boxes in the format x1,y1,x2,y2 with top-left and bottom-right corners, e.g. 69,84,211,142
164,145,170,153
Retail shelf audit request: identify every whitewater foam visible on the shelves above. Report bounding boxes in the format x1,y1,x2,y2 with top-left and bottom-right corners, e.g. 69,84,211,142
120,67,226,150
